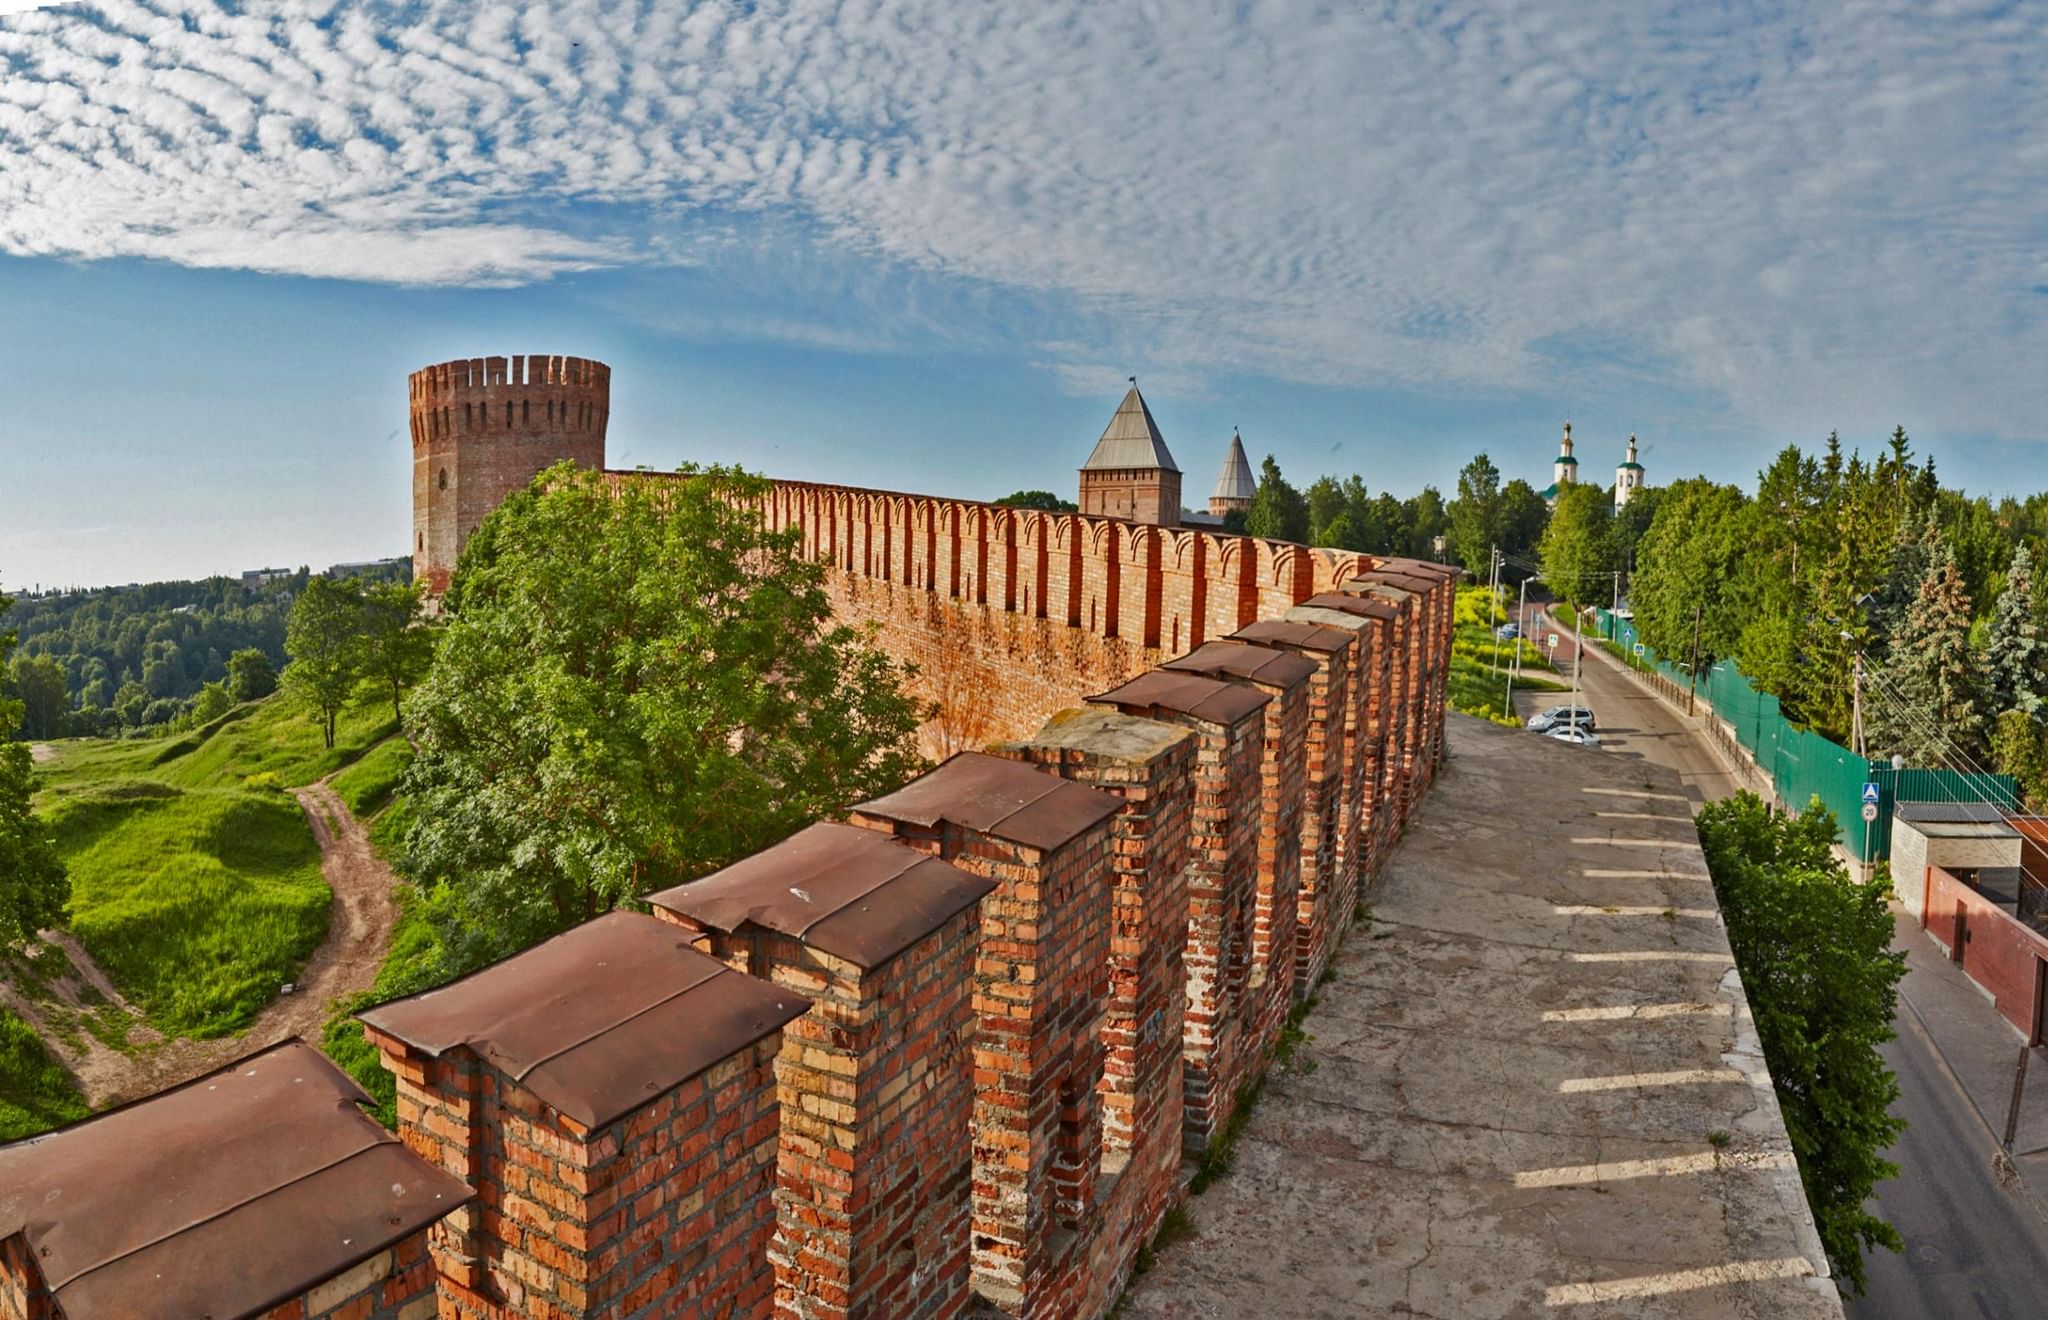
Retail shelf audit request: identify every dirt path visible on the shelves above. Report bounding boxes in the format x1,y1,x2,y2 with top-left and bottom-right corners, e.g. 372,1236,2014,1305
9,779,401,1108
29,742,53,763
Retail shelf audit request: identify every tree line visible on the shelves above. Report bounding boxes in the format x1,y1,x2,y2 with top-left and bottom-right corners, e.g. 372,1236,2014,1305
1608,428,2048,804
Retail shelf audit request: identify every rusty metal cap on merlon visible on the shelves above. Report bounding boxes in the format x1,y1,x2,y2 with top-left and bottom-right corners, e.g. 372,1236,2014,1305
1373,556,1465,582
1354,570,1439,594
1228,619,1355,654
852,752,1123,851
359,911,808,1131
0,1038,475,1320
1089,668,1271,727
1161,641,1316,690
646,822,997,971
1302,592,1401,622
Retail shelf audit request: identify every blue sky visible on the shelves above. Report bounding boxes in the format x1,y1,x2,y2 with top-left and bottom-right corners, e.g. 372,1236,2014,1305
3,0,2045,591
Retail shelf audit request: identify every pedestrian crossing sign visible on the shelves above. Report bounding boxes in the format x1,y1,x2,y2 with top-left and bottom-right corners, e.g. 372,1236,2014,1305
1861,782,1881,805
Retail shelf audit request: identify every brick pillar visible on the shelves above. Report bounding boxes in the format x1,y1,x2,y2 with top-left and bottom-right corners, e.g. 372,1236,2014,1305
994,706,1194,1287
1158,642,1311,1058
360,912,807,1319
644,822,995,1320
1229,620,1356,994
1292,595,1399,882
1087,671,1267,1155
848,754,1121,1319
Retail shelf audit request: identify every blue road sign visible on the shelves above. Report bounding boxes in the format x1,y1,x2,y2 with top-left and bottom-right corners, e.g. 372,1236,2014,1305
1861,782,1881,805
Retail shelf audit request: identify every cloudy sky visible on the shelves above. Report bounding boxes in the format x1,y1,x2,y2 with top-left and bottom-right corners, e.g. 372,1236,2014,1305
3,0,2045,589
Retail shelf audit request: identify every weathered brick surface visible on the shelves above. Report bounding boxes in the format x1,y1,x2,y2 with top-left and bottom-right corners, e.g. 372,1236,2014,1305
1086,681,1265,1156
647,883,984,1320
260,1235,440,1320
411,354,609,595
848,757,1119,1318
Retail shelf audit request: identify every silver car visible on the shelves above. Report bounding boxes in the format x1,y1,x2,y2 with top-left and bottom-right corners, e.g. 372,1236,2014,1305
1527,705,1596,734
1543,725,1601,748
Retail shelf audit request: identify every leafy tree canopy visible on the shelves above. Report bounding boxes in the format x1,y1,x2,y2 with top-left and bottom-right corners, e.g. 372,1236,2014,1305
1537,484,1616,608
994,490,1077,512
283,577,364,750
0,582,67,944
399,464,929,974
1244,455,1311,543
1696,793,1904,1294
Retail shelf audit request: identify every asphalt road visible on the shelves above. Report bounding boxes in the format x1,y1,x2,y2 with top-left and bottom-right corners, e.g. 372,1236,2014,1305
1513,606,2048,1318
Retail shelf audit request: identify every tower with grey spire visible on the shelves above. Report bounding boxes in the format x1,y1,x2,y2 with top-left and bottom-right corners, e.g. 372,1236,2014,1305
1208,429,1255,519
1077,379,1183,525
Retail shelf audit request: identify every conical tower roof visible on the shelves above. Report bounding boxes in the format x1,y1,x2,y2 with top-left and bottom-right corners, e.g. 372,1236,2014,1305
1081,384,1180,473
1211,430,1255,502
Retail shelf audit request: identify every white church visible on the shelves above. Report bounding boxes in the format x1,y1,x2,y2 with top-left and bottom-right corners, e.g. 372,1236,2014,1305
1538,422,1647,509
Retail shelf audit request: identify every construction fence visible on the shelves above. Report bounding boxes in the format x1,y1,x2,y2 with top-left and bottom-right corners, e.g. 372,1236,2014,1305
1590,608,2016,863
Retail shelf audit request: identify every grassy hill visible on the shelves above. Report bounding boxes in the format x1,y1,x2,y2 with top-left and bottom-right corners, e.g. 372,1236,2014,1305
22,693,401,1042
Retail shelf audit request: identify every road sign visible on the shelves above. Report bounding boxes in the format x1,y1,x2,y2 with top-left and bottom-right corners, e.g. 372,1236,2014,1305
1861,802,1880,823
1547,634,1560,650
1861,782,1881,805
1632,642,1646,656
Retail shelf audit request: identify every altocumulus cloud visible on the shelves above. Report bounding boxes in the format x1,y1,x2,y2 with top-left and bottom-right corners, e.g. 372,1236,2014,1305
2,0,2045,439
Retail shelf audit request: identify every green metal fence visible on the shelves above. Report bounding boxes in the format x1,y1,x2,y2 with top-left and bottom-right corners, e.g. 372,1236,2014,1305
1591,608,2015,861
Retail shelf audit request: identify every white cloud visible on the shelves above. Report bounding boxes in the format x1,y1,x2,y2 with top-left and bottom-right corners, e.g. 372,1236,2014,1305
1,1,2045,439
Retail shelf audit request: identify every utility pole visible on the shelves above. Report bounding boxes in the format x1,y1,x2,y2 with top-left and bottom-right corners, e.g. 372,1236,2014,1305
1569,595,1584,734
1684,603,1704,716
1610,571,1621,643
1505,572,1530,719
1851,652,1866,758
1487,545,1502,674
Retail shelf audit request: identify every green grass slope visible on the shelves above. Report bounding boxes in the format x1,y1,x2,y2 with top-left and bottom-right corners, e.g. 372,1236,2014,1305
0,1006,88,1140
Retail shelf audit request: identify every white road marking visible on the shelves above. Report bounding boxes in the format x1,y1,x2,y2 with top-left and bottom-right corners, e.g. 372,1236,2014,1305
1559,1068,1746,1093
1552,905,1717,919
1581,868,1710,879
1567,951,1730,964
1571,837,1686,848
1544,1257,1813,1306
1515,1150,1796,1188
1541,1002,1732,1023
1581,787,1688,802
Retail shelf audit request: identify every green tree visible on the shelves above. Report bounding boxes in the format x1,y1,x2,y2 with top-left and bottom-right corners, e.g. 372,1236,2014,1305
1498,479,1548,581
1243,456,1310,543
8,653,69,740
1985,544,2046,717
283,577,364,750
1312,512,1358,551
400,464,928,973
188,680,234,726
1305,476,1346,545
1403,485,1447,559
0,584,67,944
994,490,1078,512
359,582,434,723
1869,540,1988,763
1537,484,1616,608
227,647,278,701
1629,479,1748,667
1696,792,1904,1295
1446,453,1503,575
112,680,148,728
1992,710,2048,812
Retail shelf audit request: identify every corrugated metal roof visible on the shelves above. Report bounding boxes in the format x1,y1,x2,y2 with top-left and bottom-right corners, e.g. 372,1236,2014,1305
1162,641,1316,690
0,1039,474,1320
1228,620,1355,654
645,822,996,970
1356,570,1440,594
1210,432,1255,501
1090,669,1270,727
854,752,1123,850
1080,386,1180,473
359,912,807,1130
1303,592,1400,622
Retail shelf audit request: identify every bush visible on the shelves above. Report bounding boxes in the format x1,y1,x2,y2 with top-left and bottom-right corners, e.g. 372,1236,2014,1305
1695,792,1906,1294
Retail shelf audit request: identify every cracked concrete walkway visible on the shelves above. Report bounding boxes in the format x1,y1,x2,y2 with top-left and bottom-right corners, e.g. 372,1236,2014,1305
1125,715,1843,1319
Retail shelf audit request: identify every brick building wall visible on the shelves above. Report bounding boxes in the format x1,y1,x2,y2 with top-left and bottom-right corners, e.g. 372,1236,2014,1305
1923,866,2048,1037
411,354,610,594
259,1236,438,1320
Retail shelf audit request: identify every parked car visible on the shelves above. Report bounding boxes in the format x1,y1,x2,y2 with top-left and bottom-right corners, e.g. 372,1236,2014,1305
1495,622,1521,640
1544,725,1601,748
1526,705,1596,734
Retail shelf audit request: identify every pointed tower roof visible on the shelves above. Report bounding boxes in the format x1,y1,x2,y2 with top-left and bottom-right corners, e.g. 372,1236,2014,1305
1211,430,1255,502
1081,381,1180,473
1617,432,1643,472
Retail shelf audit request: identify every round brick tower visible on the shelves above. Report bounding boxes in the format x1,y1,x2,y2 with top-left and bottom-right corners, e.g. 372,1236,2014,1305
410,354,610,595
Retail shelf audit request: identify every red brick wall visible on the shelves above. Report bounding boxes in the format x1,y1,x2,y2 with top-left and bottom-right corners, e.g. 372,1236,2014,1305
260,1234,438,1320
761,481,1372,753
1924,866,2048,1036
411,355,610,594
366,1030,783,1318
647,914,981,1320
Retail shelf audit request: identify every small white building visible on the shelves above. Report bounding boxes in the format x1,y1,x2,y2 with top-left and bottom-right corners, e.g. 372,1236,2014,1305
1890,804,2023,922
1614,433,1646,508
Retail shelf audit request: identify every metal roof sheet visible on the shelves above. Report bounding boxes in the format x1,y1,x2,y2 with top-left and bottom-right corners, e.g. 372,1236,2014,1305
1370,557,1461,582
1080,386,1180,473
1210,432,1254,501
1355,571,1439,594
359,912,806,1130
1161,641,1316,691
854,752,1123,851
1228,619,1354,654
645,822,996,969
1303,592,1399,622
1090,669,1270,727
0,1039,474,1320
1350,581,1418,604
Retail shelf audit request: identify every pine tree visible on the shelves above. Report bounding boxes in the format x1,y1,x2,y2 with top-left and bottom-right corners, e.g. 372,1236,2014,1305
1985,544,2047,717
1868,513,1937,661
1869,539,1988,763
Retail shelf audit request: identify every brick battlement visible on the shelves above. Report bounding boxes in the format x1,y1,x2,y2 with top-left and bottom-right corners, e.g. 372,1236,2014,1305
1,531,1457,1320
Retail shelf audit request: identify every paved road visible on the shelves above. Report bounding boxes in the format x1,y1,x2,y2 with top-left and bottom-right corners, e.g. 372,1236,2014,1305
1516,607,2048,1317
